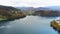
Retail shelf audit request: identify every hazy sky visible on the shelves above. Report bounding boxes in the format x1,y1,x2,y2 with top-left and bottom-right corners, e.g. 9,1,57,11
0,0,60,7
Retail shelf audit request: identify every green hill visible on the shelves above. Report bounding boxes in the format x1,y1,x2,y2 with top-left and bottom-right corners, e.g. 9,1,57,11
0,5,26,21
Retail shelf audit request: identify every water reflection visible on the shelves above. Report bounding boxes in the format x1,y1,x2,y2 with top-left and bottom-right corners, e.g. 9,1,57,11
0,21,10,34
0,18,26,34
40,16,58,19
0,18,21,27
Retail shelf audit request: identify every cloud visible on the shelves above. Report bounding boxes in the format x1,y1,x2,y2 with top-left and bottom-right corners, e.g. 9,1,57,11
0,0,60,7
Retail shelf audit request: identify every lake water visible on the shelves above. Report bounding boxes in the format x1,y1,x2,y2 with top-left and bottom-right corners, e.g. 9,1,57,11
0,15,59,34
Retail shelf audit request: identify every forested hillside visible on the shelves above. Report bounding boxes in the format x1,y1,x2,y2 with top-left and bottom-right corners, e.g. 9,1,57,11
0,5,26,21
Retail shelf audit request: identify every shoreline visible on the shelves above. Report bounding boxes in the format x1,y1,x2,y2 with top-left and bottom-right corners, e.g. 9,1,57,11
0,15,26,22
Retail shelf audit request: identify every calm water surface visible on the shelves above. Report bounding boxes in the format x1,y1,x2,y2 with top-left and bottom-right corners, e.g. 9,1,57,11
0,16,59,34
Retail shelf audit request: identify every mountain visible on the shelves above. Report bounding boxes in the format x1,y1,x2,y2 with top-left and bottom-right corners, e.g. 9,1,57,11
16,7,35,11
46,6,60,10
35,6,60,10
35,7,51,11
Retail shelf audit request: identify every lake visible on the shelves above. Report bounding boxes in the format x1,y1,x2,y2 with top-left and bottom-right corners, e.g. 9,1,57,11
0,15,59,34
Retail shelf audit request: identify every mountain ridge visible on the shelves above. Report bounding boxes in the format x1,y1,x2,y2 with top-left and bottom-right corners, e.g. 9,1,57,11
16,6,60,11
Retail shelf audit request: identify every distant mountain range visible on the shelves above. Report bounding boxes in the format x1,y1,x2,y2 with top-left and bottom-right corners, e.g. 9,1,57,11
35,7,51,10
46,6,60,10
16,7,35,11
16,6,60,11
